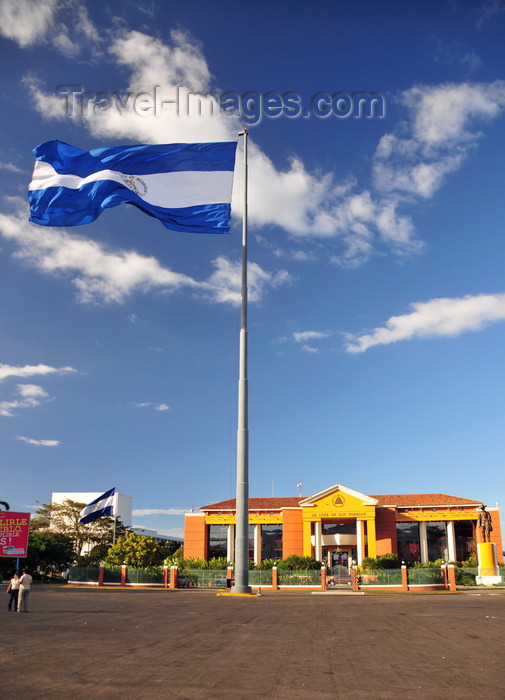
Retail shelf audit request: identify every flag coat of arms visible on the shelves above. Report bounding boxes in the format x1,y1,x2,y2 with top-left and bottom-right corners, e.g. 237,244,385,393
79,487,117,524
28,140,237,233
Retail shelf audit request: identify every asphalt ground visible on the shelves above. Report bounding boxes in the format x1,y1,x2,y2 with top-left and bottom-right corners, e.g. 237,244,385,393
1,586,504,699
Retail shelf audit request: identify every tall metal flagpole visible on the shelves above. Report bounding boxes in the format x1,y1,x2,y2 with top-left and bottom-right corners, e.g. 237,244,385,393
231,127,252,594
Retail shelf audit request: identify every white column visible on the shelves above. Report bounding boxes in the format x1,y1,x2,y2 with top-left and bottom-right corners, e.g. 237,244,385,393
227,524,235,562
447,521,456,562
419,521,428,563
254,524,261,565
314,521,322,561
356,520,363,565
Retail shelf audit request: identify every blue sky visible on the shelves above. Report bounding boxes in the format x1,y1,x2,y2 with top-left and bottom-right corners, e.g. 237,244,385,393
1,0,505,539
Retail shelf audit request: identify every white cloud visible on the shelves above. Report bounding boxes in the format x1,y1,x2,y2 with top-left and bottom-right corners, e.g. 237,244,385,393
0,210,288,305
0,0,99,56
0,163,24,174
0,211,198,303
133,402,170,412
17,436,60,447
275,329,332,354
301,345,320,354
344,292,505,353
405,82,505,147
87,29,233,144
0,383,50,416
0,0,58,47
0,362,76,382
374,82,505,200
202,255,290,305
18,384,48,399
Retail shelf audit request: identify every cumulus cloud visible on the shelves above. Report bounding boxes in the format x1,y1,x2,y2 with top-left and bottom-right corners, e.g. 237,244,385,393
0,0,98,56
17,436,60,447
344,292,505,353
0,384,51,416
202,255,291,305
374,81,505,199
0,209,288,305
0,0,59,47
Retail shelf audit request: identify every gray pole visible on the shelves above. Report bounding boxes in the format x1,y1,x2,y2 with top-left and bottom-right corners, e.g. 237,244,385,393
231,128,252,594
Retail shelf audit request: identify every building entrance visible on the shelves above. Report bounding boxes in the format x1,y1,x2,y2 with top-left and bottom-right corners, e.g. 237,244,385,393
322,548,354,570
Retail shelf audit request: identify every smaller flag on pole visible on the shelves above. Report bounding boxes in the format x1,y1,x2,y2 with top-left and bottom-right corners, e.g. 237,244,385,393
79,487,116,524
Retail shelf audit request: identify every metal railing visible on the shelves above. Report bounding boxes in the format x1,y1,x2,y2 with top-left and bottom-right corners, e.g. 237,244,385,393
359,569,403,586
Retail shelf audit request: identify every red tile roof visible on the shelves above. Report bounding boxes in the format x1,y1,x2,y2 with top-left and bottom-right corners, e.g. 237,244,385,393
201,493,482,511
202,497,301,511
371,494,482,507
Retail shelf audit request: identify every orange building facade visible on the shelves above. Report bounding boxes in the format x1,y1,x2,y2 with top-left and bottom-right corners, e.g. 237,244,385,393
184,483,503,567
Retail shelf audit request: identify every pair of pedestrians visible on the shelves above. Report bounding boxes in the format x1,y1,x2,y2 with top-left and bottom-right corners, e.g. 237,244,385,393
6,570,32,612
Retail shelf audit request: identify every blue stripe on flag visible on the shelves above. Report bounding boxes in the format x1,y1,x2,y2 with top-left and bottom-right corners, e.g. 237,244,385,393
33,140,237,176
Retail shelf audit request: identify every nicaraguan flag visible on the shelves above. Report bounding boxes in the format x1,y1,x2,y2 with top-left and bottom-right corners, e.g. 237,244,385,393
28,140,237,234
79,487,117,524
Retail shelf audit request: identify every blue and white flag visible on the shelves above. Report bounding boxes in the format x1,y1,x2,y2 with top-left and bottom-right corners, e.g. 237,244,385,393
28,140,237,234
79,487,117,525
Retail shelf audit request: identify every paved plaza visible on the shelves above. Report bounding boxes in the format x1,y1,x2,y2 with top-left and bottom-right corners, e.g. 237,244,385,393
2,585,504,699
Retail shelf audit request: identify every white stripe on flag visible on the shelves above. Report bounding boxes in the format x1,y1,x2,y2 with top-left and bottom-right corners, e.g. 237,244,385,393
29,160,235,208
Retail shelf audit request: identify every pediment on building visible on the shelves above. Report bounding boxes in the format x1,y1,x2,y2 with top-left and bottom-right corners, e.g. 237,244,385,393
299,483,378,514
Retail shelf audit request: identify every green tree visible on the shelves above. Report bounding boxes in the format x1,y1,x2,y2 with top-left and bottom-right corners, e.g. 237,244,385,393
361,554,401,570
277,555,320,570
26,531,74,576
105,531,174,568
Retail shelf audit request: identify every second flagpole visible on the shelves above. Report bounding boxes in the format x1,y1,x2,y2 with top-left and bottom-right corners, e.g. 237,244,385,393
231,127,252,594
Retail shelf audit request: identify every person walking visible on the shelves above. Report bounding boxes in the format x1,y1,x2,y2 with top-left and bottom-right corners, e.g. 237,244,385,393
17,570,33,613
6,572,20,611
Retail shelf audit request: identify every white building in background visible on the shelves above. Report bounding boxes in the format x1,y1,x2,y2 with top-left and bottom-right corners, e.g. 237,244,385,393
51,491,133,527
131,526,183,545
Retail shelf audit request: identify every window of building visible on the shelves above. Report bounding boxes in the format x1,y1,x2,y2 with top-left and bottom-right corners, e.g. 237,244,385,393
396,522,421,562
426,521,448,561
322,521,356,535
208,524,228,559
261,524,283,560
454,520,476,561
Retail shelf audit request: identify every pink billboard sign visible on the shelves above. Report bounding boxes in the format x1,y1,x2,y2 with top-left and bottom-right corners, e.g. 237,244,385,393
0,512,31,558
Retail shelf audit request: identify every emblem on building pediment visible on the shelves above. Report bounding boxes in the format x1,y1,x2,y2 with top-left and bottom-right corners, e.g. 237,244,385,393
333,493,346,507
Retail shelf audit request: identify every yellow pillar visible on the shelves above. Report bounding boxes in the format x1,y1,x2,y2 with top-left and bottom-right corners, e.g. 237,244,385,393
478,542,499,576
302,519,313,557
366,518,377,559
